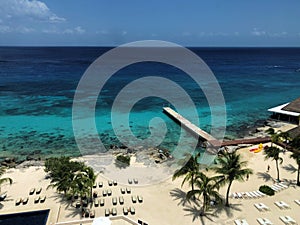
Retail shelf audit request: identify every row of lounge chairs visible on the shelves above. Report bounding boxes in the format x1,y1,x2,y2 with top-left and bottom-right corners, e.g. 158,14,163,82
235,216,297,225
99,187,132,197
93,180,118,188
104,206,136,216
128,178,139,184
230,182,289,200
254,200,299,212
29,187,42,195
270,182,288,192
138,219,148,225
15,196,46,205
231,190,266,199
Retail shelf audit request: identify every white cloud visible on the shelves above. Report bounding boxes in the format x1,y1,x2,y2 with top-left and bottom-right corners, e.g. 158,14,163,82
0,25,12,33
251,28,266,36
74,26,85,34
96,30,109,35
62,26,85,34
0,24,34,33
0,0,65,23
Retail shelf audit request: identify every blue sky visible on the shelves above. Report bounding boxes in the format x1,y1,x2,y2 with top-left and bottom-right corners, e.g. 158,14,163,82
0,0,299,46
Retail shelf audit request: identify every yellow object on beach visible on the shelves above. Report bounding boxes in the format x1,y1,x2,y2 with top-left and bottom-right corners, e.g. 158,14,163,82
254,143,263,153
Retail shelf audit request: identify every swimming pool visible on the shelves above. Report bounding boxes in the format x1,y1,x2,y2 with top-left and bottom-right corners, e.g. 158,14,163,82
0,209,49,225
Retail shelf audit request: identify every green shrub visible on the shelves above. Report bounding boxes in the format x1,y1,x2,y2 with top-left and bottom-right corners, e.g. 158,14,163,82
116,155,130,168
259,185,275,196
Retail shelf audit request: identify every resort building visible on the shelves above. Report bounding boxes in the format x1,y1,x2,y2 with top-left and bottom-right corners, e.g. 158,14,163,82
268,97,300,125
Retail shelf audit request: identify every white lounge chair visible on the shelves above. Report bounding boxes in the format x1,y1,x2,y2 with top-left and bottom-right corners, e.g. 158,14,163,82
234,219,249,225
244,192,253,199
254,203,269,211
279,216,297,224
277,183,288,188
237,192,243,198
275,201,290,209
294,199,300,206
257,218,273,225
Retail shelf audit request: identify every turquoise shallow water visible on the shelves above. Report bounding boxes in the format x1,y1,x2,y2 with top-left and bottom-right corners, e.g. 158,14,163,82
0,47,300,160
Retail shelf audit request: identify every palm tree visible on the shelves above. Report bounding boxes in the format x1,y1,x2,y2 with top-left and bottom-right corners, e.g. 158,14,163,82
290,149,300,186
213,151,253,207
172,152,201,193
264,146,283,181
186,172,222,216
0,166,13,193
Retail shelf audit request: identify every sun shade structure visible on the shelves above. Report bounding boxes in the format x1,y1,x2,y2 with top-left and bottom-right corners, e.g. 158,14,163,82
268,98,300,124
92,217,112,225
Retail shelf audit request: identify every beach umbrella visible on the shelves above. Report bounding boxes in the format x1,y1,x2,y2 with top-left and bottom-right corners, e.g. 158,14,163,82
92,217,112,225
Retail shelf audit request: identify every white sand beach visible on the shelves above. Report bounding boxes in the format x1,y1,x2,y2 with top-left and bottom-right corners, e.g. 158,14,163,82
0,140,299,225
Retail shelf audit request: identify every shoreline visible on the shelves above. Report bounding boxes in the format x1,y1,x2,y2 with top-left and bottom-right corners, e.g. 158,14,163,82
1,118,297,169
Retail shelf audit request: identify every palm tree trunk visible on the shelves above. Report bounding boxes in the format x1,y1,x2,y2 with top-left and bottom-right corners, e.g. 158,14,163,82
200,194,206,216
225,180,233,207
297,164,300,186
276,160,280,181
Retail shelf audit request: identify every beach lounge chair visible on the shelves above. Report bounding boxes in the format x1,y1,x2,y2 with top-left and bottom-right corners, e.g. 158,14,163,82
123,207,128,215
36,187,42,195
138,219,143,224
98,181,103,188
102,190,107,197
275,201,290,209
111,207,117,216
0,193,7,201
108,180,113,186
93,182,97,188
234,219,249,225
34,196,40,203
119,196,124,205
130,206,135,215
84,209,90,218
244,192,253,199
94,199,99,207
90,210,95,218
131,195,137,203
128,179,133,184
22,197,29,205
294,199,300,206
100,198,105,206
120,188,125,194
112,197,117,205
257,191,266,197
40,196,46,203
279,216,297,224
113,180,118,186
133,178,138,184
82,200,88,207
278,183,288,189
270,185,281,192
137,195,143,203
254,203,269,212
257,218,273,225
75,201,81,208
126,187,131,194
29,188,35,195
15,198,22,206
105,208,110,217
236,192,243,198
107,189,112,196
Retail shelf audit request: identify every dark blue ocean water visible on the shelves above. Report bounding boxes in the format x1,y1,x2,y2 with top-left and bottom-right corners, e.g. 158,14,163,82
0,47,300,159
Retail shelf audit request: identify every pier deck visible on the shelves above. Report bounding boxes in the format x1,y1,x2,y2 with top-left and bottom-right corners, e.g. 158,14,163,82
163,107,221,148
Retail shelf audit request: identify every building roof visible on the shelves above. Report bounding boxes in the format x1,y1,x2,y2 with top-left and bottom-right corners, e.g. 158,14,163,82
282,97,300,113
268,103,300,117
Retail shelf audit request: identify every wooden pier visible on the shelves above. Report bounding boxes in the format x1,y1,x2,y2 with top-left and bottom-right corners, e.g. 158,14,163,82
163,107,272,150
221,137,271,147
163,107,222,149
